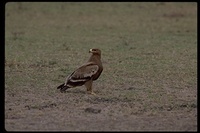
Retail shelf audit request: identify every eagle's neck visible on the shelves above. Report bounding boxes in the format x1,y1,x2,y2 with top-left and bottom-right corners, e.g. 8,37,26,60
88,54,101,63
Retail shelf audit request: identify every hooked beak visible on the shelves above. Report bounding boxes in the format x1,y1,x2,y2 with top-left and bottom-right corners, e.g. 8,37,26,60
89,49,93,53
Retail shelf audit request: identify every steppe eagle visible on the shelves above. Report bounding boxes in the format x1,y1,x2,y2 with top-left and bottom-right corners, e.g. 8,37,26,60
57,48,103,95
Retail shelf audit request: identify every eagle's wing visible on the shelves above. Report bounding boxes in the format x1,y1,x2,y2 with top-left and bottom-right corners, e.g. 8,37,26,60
65,62,99,86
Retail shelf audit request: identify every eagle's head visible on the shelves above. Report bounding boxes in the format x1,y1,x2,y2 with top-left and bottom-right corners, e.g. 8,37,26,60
89,48,101,55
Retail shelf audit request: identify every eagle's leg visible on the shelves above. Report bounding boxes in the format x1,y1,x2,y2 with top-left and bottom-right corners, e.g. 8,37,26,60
85,80,96,95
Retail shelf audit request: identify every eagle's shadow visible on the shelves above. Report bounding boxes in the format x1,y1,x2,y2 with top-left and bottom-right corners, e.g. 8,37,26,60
61,88,100,95
63,89,86,94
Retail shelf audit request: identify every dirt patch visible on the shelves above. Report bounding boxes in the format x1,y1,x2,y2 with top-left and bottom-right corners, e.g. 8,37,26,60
5,87,197,131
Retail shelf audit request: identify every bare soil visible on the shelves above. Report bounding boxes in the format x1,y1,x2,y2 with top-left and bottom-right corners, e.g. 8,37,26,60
5,86,197,131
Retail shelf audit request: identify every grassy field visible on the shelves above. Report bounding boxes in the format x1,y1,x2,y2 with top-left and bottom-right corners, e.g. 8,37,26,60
5,2,197,131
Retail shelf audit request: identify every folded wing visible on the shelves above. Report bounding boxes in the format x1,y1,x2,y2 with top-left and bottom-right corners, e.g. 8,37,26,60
65,62,99,87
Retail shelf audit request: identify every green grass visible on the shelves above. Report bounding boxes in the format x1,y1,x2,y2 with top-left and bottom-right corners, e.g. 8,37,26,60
5,2,197,114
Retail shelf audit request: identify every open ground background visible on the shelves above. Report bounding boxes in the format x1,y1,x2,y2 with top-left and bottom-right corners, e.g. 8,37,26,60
5,2,197,131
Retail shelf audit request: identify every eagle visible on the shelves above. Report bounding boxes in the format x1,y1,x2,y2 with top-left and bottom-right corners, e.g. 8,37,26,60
57,48,103,95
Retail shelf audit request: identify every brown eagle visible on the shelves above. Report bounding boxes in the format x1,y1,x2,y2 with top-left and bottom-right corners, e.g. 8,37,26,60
57,48,103,95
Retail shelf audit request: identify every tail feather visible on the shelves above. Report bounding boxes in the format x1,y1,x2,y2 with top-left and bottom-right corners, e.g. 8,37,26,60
57,83,70,93
57,83,64,89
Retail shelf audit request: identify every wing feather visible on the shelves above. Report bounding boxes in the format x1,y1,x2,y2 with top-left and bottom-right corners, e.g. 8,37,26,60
66,62,99,85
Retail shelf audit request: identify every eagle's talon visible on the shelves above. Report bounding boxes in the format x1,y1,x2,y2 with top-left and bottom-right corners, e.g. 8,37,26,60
87,91,97,95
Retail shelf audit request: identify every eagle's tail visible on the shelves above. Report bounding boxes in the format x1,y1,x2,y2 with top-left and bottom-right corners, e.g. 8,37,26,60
57,83,70,93
57,83,64,89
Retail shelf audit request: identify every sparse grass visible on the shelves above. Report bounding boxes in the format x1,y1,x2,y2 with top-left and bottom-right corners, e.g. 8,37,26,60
5,2,197,131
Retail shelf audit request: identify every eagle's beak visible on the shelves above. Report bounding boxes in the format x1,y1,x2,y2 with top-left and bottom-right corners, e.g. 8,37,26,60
89,49,93,53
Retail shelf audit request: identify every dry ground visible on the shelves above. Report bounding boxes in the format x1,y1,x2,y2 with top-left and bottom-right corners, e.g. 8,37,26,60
5,2,197,131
